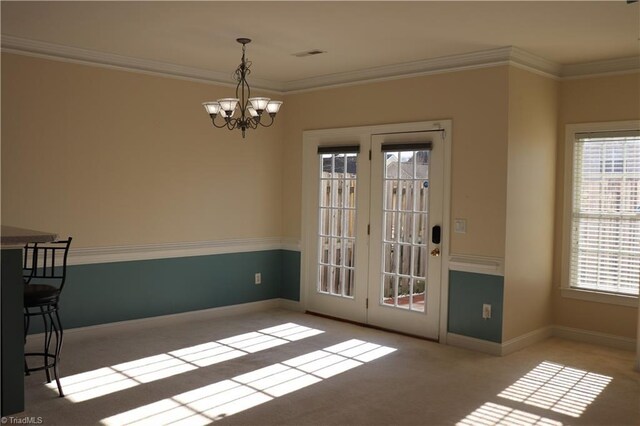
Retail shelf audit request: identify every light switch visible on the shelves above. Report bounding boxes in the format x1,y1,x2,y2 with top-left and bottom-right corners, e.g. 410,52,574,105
454,219,467,234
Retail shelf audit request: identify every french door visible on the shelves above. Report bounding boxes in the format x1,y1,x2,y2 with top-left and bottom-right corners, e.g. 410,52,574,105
367,132,444,338
302,122,449,340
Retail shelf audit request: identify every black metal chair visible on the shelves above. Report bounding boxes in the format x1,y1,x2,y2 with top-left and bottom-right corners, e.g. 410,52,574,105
23,237,72,397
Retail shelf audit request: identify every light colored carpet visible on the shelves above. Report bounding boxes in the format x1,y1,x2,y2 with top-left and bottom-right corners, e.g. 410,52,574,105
17,308,640,425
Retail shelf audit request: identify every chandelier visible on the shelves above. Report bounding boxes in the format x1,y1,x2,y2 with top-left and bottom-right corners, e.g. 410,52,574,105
202,38,283,138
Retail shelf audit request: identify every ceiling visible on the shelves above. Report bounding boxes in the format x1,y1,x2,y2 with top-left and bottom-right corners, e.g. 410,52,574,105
1,1,639,90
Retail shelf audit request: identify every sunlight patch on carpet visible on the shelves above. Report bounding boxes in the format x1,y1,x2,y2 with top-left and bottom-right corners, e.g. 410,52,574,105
498,361,612,418
100,339,396,425
47,323,323,402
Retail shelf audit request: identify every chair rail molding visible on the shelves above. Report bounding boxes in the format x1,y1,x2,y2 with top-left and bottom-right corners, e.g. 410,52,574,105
448,254,505,276
67,237,286,266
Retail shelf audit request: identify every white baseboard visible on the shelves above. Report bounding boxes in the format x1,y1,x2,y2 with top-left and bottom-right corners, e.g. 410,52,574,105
552,326,637,352
26,298,297,343
447,324,636,357
446,333,502,356
279,298,303,312
501,326,553,356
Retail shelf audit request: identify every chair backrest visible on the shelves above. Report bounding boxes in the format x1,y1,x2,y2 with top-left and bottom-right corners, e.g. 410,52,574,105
23,238,73,292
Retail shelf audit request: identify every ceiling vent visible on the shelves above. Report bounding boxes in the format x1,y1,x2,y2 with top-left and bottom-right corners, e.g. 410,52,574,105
293,49,326,58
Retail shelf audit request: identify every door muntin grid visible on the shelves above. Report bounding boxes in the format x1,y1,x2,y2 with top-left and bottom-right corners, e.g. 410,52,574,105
381,150,429,312
318,153,357,298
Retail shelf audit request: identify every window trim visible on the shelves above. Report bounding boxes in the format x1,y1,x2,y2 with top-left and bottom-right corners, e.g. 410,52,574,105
561,120,640,307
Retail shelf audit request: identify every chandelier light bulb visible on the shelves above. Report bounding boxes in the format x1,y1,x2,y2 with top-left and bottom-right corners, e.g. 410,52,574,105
248,97,271,113
217,98,239,115
202,102,221,116
266,101,283,115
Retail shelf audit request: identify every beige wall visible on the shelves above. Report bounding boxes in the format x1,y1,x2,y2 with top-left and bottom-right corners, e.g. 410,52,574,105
1,53,284,248
553,72,640,339
283,66,510,258
502,67,558,341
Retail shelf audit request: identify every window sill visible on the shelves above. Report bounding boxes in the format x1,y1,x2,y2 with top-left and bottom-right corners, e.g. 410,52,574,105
561,288,638,308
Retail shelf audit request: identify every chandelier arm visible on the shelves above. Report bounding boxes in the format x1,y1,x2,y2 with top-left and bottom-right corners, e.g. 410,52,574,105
257,113,276,128
226,117,239,131
209,116,231,129
248,118,259,130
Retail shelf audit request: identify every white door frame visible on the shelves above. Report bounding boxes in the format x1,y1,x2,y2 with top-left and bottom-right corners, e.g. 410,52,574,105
301,120,452,342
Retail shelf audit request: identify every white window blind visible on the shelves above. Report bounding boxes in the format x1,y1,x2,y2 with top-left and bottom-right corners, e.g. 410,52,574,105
570,130,640,296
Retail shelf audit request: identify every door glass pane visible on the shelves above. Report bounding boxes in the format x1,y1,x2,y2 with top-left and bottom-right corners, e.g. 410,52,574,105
417,184,429,212
380,149,430,312
333,267,342,295
413,246,425,277
320,237,330,264
384,212,396,241
398,213,413,243
412,279,425,312
382,275,396,306
415,213,427,245
345,180,357,208
384,243,396,273
346,209,356,237
385,152,399,178
317,152,358,298
400,181,414,212
397,277,411,310
319,265,330,293
345,239,356,267
398,245,412,276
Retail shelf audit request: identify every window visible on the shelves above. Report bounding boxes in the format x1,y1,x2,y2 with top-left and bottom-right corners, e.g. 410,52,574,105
565,123,640,302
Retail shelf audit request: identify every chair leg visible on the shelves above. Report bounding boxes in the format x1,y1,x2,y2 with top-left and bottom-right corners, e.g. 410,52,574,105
41,306,52,383
52,307,64,397
24,303,65,397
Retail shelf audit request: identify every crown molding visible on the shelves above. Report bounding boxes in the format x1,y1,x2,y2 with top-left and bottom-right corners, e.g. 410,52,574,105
0,35,286,93
2,35,637,93
285,46,568,92
283,46,518,93
509,46,562,78
561,56,640,79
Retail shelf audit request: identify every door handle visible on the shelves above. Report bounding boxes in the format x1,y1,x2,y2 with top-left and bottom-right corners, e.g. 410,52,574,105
430,248,440,257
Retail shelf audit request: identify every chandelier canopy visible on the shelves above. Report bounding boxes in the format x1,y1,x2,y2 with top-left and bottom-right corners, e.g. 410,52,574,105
203,38,282,138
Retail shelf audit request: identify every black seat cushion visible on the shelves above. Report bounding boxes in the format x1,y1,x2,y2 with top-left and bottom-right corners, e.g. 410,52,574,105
24,284,60,306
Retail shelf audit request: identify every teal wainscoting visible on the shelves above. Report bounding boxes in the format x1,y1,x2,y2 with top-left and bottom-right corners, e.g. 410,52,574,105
281,250,301,302
46,249,287,331
448,270,504,343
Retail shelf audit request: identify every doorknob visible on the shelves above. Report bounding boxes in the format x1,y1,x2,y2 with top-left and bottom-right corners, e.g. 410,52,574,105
430,248,440,257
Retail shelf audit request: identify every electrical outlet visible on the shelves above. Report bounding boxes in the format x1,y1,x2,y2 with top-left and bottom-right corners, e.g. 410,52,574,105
255,273,261,285
482,304,491,319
